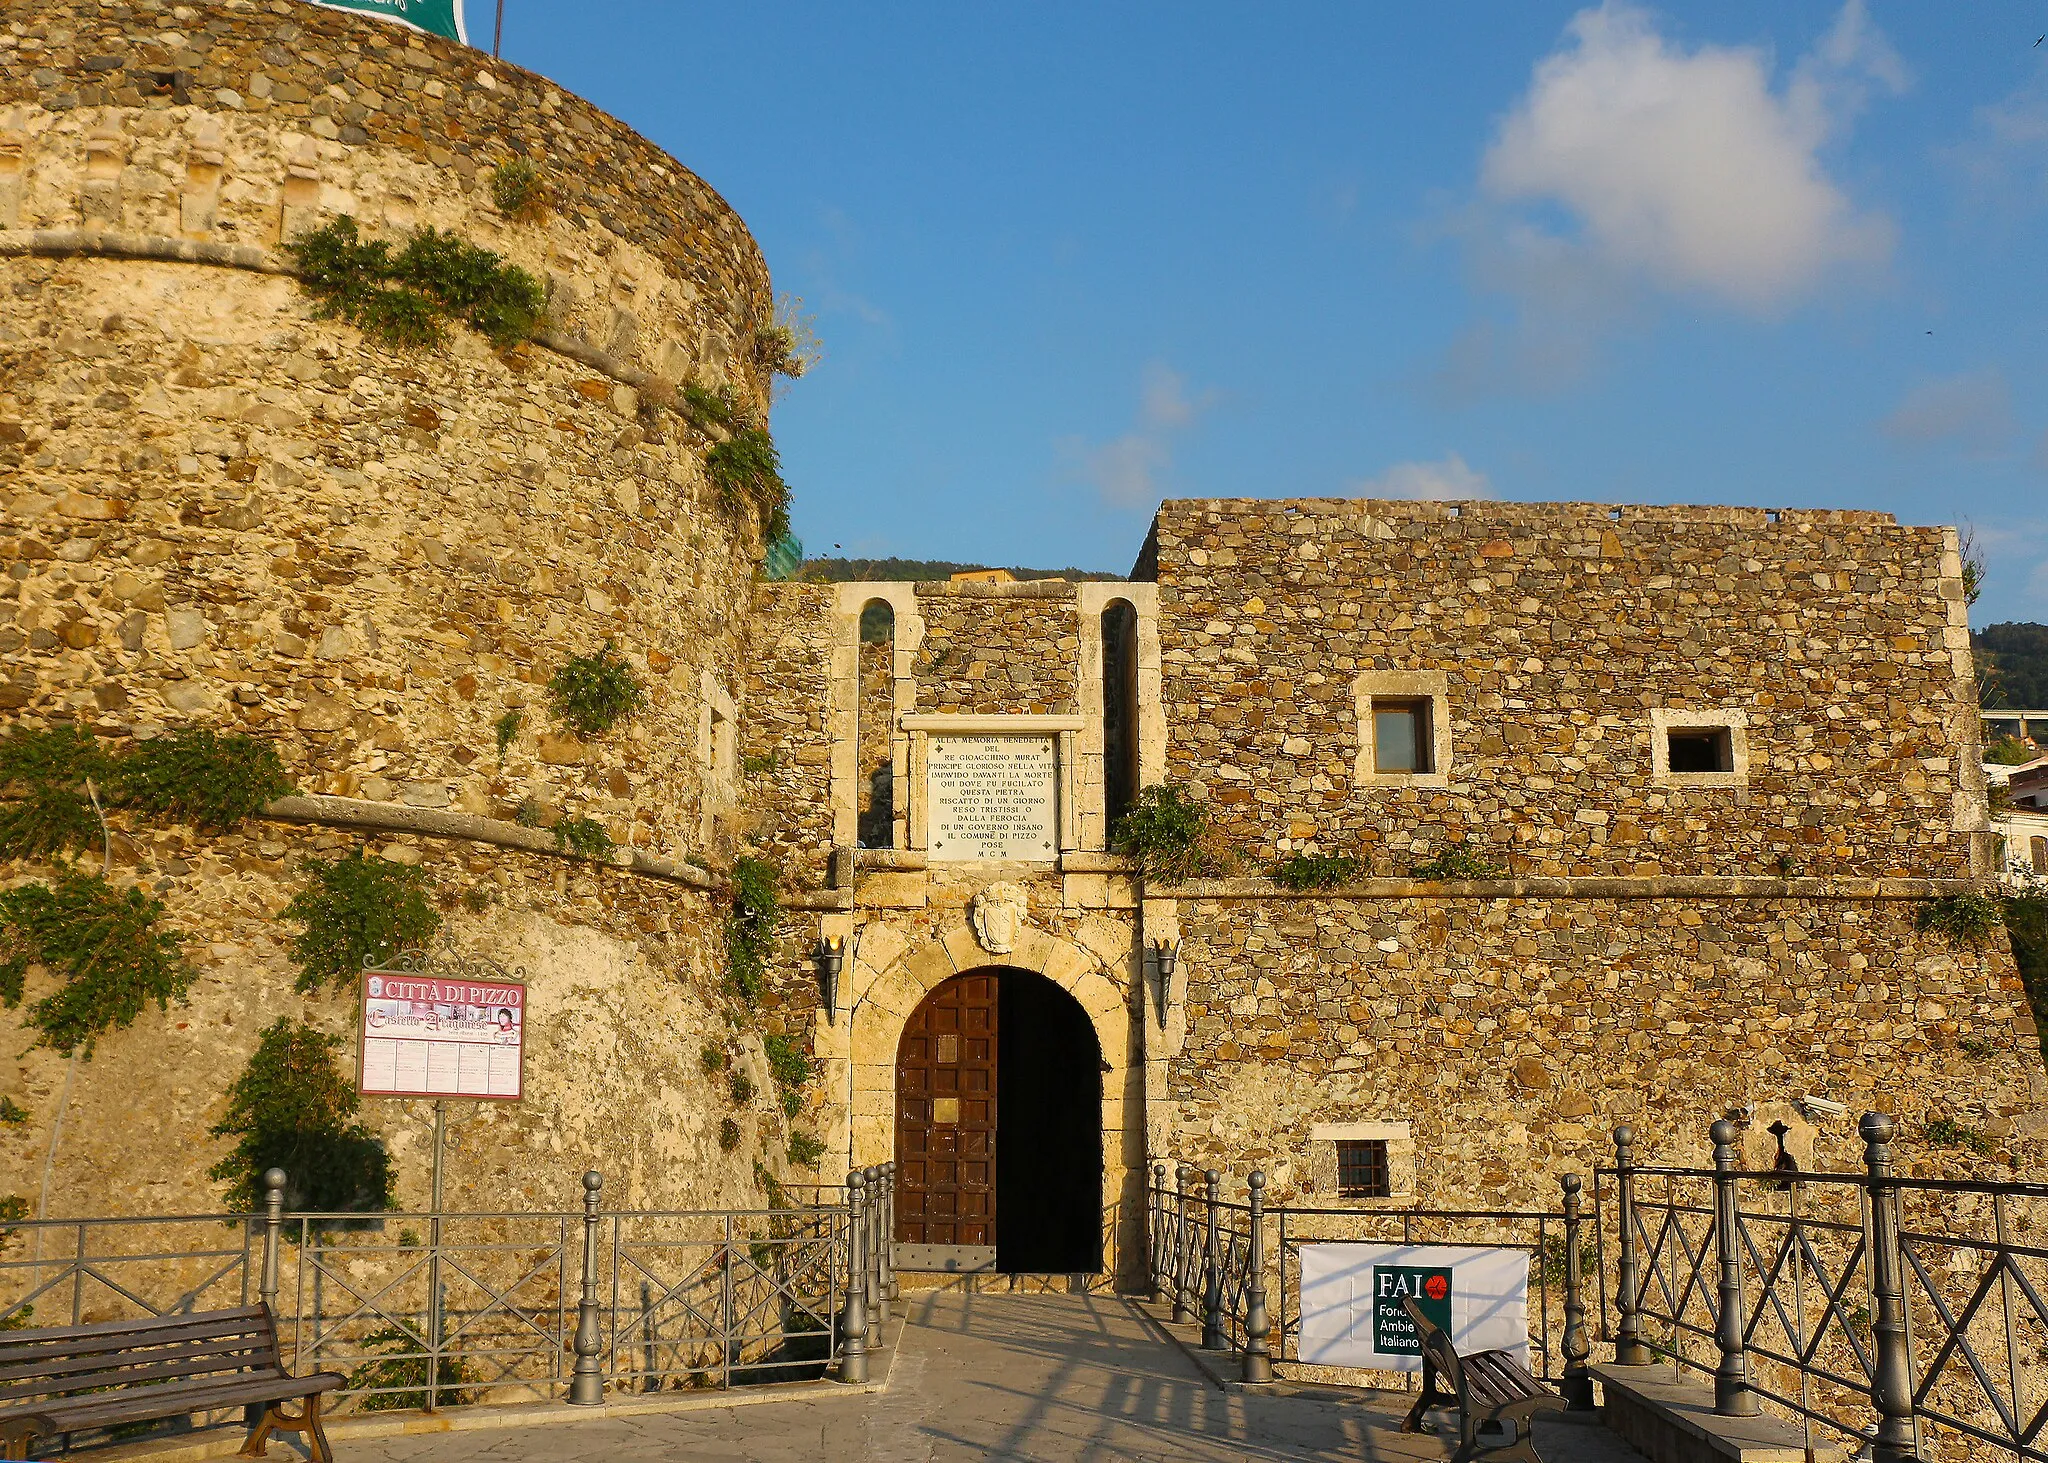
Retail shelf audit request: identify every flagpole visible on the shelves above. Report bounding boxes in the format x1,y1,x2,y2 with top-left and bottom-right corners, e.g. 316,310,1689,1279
493,0,504,58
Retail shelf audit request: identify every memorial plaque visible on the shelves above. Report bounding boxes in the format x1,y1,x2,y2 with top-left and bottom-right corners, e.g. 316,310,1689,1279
927,735,1059,861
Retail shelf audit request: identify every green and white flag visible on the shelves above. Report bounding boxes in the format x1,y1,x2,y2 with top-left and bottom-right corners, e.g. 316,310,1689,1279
300,0,468,44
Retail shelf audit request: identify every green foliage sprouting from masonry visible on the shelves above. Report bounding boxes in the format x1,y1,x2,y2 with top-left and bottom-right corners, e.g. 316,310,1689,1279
493,710,522,759
729,1069,756,1107
1924,1115,1998,1157
706,427,792,543
763,1032,818,1121
547,642,644,739
0,725,292,859
787,1131,827,1168
700,1043,728,1075
0,1196,26,1239
281,850,442,994
726,857,780,1004
489,157,549,223
2005,892,2048,1066
1914,890,2005,951
680,383,793,543
551,817,614,861
718,1117,743,1153
344,1327,477,1410
0,1097,26,1126
1271,852,1361,890
114,727,294,832
1111,784,1221,882
750,295,821,381
1409,841,1506,881
0,873,194,1057
209,1018,396,1218
286,216,546,351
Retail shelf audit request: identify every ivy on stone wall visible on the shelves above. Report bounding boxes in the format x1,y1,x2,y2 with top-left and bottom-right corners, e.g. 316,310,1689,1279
1110,783,1224,882
0,872,194,1057
547,643,643,739
281,850,442,994
208,1017,395,1218
0,724,292,859
1270,852,1361,890
726,857,780,1004
286,216,546,351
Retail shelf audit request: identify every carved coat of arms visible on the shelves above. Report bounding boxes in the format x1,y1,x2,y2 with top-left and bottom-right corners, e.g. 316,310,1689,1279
969,882,1030,955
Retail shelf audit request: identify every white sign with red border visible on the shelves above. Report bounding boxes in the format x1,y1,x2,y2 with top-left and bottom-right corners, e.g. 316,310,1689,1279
358,970,524,1101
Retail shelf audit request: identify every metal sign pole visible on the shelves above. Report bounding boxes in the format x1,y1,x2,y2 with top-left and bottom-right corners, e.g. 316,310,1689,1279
428,1096,445,1410
493,0,504,58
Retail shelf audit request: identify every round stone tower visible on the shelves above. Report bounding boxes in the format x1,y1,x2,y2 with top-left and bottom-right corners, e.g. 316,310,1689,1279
0,2,790,1217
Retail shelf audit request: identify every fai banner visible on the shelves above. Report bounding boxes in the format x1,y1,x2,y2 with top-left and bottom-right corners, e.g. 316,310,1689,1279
1298,1243,1529,1372
301,0,468,43
358,969,524,1101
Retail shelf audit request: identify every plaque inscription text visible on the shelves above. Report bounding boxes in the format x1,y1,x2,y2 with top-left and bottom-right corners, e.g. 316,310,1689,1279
927,735,1058,861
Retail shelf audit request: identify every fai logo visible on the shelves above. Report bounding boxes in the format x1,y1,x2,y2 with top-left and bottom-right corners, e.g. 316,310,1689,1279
1371,1264,1453,1355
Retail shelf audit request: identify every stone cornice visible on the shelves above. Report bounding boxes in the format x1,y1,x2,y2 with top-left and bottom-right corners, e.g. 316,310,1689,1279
259,795,721,892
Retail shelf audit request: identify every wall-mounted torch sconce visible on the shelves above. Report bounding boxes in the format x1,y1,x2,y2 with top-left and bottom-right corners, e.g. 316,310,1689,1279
815,935,845,1024
1148,936,1178,1024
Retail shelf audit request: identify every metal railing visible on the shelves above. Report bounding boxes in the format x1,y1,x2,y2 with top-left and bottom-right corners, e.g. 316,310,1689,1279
1143,1161,1593,1395
0,1162,898,1414
1603,1114,2048,1462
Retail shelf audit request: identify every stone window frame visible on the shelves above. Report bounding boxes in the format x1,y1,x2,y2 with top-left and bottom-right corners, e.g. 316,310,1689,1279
1307,1121,1415,1206
1649,708,1750,789
1352,672,1452,788
697,671,739,845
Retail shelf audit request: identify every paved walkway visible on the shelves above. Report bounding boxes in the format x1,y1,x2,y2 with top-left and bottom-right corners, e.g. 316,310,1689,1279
365,1291,1647,1462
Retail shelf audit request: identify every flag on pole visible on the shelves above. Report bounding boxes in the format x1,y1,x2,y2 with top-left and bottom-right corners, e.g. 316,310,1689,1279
300,0,468,44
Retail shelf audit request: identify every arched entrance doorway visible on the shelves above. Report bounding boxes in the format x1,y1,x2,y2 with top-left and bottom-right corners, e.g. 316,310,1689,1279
894,968,1104,1274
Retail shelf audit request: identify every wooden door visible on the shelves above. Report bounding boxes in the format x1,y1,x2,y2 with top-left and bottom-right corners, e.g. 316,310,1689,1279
894,972,998,1267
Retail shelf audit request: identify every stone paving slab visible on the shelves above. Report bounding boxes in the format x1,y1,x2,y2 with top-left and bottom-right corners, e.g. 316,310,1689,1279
352,1290,1649,1462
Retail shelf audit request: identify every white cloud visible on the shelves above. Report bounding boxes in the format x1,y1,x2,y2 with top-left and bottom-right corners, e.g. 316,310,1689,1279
1352,453,1496,501
1068,362,1215,507
1478,1,1898,312
1880,370,2014,451
1947,71,2048,210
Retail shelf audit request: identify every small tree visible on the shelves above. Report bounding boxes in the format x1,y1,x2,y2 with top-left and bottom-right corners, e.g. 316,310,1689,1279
281,850,441,993
209,1017,395,1217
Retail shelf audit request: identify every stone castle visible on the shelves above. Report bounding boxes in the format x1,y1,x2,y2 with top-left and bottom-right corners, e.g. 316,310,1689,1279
3,2,2039,1281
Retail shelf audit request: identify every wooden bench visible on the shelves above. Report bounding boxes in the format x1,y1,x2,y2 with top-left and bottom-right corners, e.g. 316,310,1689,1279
1398,1295,1565,1463
0,1304,344,1462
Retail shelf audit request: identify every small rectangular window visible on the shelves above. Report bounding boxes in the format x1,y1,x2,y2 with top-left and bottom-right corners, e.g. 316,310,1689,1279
1335,1139,1391,1199
1373,699,1433,774
1666,727,1733,774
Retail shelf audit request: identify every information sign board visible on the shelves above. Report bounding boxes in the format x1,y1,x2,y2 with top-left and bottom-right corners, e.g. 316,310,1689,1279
358,968,524,1101
1298,1243,1528,1372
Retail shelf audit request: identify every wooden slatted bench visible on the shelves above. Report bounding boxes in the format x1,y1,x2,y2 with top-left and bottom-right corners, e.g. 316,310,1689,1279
1397,1294,1565,1463
0,1304,343,1462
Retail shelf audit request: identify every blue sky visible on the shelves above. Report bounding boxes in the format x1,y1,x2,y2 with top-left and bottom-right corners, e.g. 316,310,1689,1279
487,2,2048,622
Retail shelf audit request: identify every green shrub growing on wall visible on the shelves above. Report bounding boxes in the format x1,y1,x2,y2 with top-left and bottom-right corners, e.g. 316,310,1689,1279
282,850,442,994
718,1117,743,1153
1110,784,1220,882
551,817,614,861
1271,852,1361,890
1923,1115,1998,1157
0,725,110,859
762,1031,818,1122
750,295,821,382
115,727,293,831
1409,842,1506,880
209,1017,396,1218
787,1131,827,1168
1914,890,2004,951
705,427,792,542
2005,891,2048,1062
547,643,644,739
493,710,522,760
489,157,549,222
287,216,546,351
0,873,194,1057
0,1098,26,1126
726,857,780,1004
0,725,293,858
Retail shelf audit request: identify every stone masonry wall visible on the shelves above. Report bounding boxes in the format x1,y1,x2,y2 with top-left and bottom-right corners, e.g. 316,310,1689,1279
1163,893,2046,1206
741,582,835,889
1150,500,1984,879
908,581,1081,717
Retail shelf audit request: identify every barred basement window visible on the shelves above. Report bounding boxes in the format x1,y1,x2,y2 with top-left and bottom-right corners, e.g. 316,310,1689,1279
1335,1139,1391,1199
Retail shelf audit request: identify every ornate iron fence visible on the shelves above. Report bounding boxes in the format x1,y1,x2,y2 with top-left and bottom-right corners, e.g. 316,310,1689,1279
0,1163,897,1416
1143,1162,1587,1392
1601,1114,2048,1462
